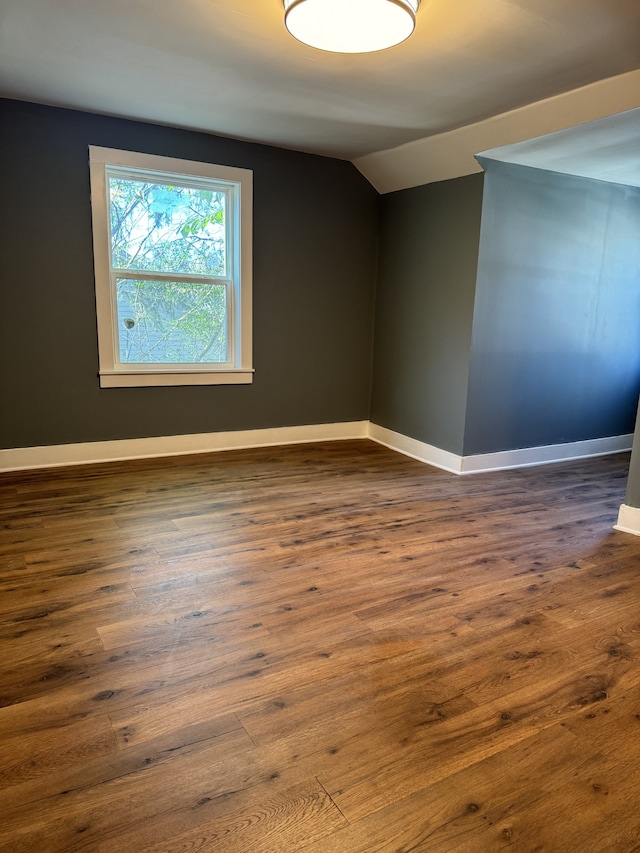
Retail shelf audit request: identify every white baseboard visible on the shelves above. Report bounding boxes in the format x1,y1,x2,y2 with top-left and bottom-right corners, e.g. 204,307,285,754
0,421,369,472
614,504,640,536
0,422,633,476
368,423,633,475
368,424,464,474
461,433,634,474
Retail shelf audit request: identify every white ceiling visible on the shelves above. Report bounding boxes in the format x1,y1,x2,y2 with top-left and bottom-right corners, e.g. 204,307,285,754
1,0,639,163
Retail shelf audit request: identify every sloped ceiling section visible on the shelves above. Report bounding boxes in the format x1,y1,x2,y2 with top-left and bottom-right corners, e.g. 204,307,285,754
1,0,639,162
354,71,640,193
0,1,639,193
478,107,640,189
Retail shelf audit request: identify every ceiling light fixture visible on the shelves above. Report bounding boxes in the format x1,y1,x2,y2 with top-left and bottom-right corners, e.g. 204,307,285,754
284,0,419,54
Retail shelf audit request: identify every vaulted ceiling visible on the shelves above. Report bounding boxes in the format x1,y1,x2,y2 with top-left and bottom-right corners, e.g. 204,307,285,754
1,0,639,181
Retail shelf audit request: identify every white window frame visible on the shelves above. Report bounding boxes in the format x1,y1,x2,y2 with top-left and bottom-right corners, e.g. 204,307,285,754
89,146,253,387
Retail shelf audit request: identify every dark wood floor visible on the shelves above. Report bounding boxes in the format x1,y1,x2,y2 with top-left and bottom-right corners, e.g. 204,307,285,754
1,440,639,852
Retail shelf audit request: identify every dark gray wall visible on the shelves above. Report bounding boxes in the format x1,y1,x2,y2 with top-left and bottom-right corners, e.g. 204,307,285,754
0,100,378,449
369,174,484,455
464,160,640,456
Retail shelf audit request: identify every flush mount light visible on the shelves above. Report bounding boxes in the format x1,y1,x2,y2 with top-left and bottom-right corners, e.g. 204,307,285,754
284,0,419,53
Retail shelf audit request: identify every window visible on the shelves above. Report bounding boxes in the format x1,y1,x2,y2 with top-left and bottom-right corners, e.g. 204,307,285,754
89,146,253,387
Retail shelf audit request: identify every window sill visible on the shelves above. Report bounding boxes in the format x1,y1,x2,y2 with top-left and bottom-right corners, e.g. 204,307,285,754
99,369,254,388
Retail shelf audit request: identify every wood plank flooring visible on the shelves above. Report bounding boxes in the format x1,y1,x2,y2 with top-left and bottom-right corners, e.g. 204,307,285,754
1,440,639,852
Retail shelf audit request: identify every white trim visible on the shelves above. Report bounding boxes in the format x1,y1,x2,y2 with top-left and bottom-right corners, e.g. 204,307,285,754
614,504,640,537
367,423,632,476
0,422,369,473
98,369,254,388
89,146,253,387
367,423,463,474
461,434,634,474
0,423,632,475
354,70,640,193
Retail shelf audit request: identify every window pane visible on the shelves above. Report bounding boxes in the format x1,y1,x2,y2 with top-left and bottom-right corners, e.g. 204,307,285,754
116,279,228,364
109,177,226,276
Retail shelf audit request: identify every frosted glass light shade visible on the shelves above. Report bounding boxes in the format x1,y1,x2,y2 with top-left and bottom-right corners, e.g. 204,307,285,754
284,0,419,53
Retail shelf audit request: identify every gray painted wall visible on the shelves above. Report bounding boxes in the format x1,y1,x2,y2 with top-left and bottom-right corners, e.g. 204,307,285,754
3,97,638,488
464,160,640,456
369,174,484,455
0,100,378,449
